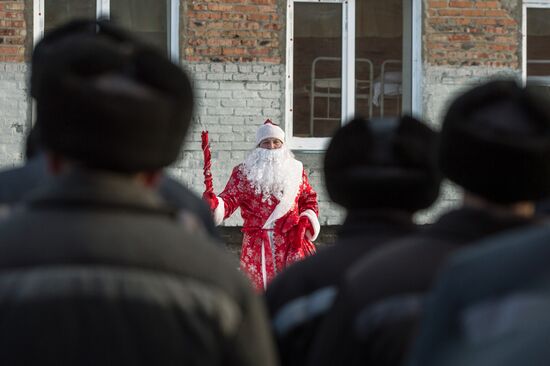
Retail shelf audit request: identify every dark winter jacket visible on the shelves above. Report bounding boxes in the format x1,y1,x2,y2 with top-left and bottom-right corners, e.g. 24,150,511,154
306,207,537,366
407,223,550,366
0,170,278,366
265,210,417,366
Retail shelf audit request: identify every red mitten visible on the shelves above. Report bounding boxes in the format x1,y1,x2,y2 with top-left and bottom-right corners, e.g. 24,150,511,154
298,216,313,240
285,216,316,266
202,191,219,210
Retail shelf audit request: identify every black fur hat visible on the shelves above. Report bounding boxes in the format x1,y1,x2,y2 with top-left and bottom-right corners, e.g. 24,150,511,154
31,19,194,173
324,116,441,211
439,80,550,204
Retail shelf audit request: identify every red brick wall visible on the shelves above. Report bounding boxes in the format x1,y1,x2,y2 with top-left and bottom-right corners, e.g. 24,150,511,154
0,0,25,62
183,0,283,63
426,0,519,68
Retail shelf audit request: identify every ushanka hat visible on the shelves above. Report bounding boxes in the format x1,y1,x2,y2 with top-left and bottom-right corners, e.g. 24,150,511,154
324,116,441,211
256,119,285,145
31,19,194,173
439,80,550,204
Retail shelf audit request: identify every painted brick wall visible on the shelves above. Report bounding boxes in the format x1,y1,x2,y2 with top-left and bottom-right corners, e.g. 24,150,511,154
294,151,345,226
425,0,519,68
0,62,29,168
182,0,283,63
0,0,29,169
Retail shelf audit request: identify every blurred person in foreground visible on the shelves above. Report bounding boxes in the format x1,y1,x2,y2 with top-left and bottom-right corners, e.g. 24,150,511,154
406,224,550,366
0,19,278,366
406,92,550,366
264,115,441,366
203,120,320,291
307,80,550,366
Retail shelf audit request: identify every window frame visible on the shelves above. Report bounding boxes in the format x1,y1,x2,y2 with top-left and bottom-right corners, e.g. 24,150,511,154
285,0,422,150
522,0,550,86
33,0,180,62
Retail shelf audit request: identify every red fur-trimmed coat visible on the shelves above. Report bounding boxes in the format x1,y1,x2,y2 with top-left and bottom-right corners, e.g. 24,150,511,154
213,160,320,291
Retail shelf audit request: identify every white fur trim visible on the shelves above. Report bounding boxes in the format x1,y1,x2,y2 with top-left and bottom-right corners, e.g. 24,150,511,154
262,159,303,229
261,240,267,289
300,209,320,242
213,197,225,226
256,123,285,145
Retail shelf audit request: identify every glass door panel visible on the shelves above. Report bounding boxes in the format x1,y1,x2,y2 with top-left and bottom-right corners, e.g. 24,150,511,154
45,0,96,34
293,3,342,137
355,0,403,118
111,0,168,53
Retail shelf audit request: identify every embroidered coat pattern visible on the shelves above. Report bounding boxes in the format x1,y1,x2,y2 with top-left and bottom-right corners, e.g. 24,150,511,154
217,163,319,290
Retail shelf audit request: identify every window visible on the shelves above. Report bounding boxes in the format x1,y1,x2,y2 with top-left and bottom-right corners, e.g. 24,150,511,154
33,0,179,61
285,0,422,150
523,1,550,96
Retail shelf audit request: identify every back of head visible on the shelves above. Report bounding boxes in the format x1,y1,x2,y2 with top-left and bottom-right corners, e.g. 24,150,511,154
324,116,441,211
439,80,550,204
31,20,194,173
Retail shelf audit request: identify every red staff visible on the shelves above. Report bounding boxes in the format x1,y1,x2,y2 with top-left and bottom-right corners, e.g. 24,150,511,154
201,128,214,195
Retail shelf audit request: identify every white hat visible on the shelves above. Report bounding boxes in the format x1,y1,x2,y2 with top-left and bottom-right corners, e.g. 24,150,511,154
256,119,285,145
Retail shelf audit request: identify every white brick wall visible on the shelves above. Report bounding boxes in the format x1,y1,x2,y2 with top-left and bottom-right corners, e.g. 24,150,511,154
0,62,30,169
295,152,345,226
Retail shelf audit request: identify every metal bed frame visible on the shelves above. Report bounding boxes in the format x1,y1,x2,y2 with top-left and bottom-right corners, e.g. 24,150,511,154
309,56,374,136
379,59,402,118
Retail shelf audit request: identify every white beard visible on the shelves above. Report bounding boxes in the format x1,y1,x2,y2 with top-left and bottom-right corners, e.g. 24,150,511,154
241,146,296,202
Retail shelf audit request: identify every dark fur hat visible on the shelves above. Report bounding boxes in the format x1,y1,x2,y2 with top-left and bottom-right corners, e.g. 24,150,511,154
439,80,550,204
31,20,194,173
324,116,441,211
